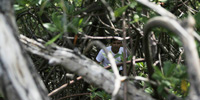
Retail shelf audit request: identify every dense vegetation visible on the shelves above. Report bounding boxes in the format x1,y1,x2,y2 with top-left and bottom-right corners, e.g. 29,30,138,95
1,0,200,100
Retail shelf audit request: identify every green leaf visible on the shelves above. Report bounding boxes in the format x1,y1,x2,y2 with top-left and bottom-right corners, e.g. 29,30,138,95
29,0,39,5
163,61,176,77
39,0,50,16
144,87,153,94
129,1,137,8
114,5,128,17
162,80,171,87
133,14,140,22
114,54,122,58
78,18,83,27
128,55,133,61
72,18,80,27
96,91,104,98
172,36,182,46
43,23,57,32
152,66,165,80
52,12,63,31
16,0,29,5
14,4,24,11
157,83,164,94
61,1,75,15
45,33,62,46
167,77,180,86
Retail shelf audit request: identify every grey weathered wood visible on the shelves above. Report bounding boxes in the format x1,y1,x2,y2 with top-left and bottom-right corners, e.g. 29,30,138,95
20,35,154,100
0,0,50,100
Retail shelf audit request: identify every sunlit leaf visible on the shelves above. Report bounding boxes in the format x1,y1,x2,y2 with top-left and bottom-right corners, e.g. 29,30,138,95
144,87,153,94
14,4,24,11
78,18,83,27
134,14,140,22
45,33,62,46
43,23,57,32
114,5,128,17
129,1,137,8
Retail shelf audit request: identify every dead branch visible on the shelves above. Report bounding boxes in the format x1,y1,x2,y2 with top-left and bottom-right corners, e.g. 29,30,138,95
19,35,154,100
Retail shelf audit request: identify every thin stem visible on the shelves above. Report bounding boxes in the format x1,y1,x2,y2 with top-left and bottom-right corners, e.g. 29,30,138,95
122,0,127,100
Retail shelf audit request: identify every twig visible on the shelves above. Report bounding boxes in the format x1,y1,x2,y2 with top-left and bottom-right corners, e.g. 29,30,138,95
177,47,184,64
63,35,130,40
48,76,82,96
126,76,156,85
98,16,122,32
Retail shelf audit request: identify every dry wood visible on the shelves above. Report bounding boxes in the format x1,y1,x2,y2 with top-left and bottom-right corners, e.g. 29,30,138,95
0,1,50,99
20,35,154,100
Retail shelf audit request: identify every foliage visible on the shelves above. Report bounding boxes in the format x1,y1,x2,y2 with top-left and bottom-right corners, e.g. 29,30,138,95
87,86,111,100
136,62,148,77
152,61,188,98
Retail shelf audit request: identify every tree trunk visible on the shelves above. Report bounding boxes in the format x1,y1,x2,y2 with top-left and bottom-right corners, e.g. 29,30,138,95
0,0,50,100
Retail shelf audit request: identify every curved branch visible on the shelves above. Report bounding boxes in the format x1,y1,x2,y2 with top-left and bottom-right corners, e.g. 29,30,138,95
143,16,200,99
136,0,200,43
136,0,176,19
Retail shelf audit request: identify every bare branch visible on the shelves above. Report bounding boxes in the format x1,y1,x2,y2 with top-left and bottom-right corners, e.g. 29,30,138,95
48,58,145,97
63,35,130,40
20,35,154,100
48,76,82,96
